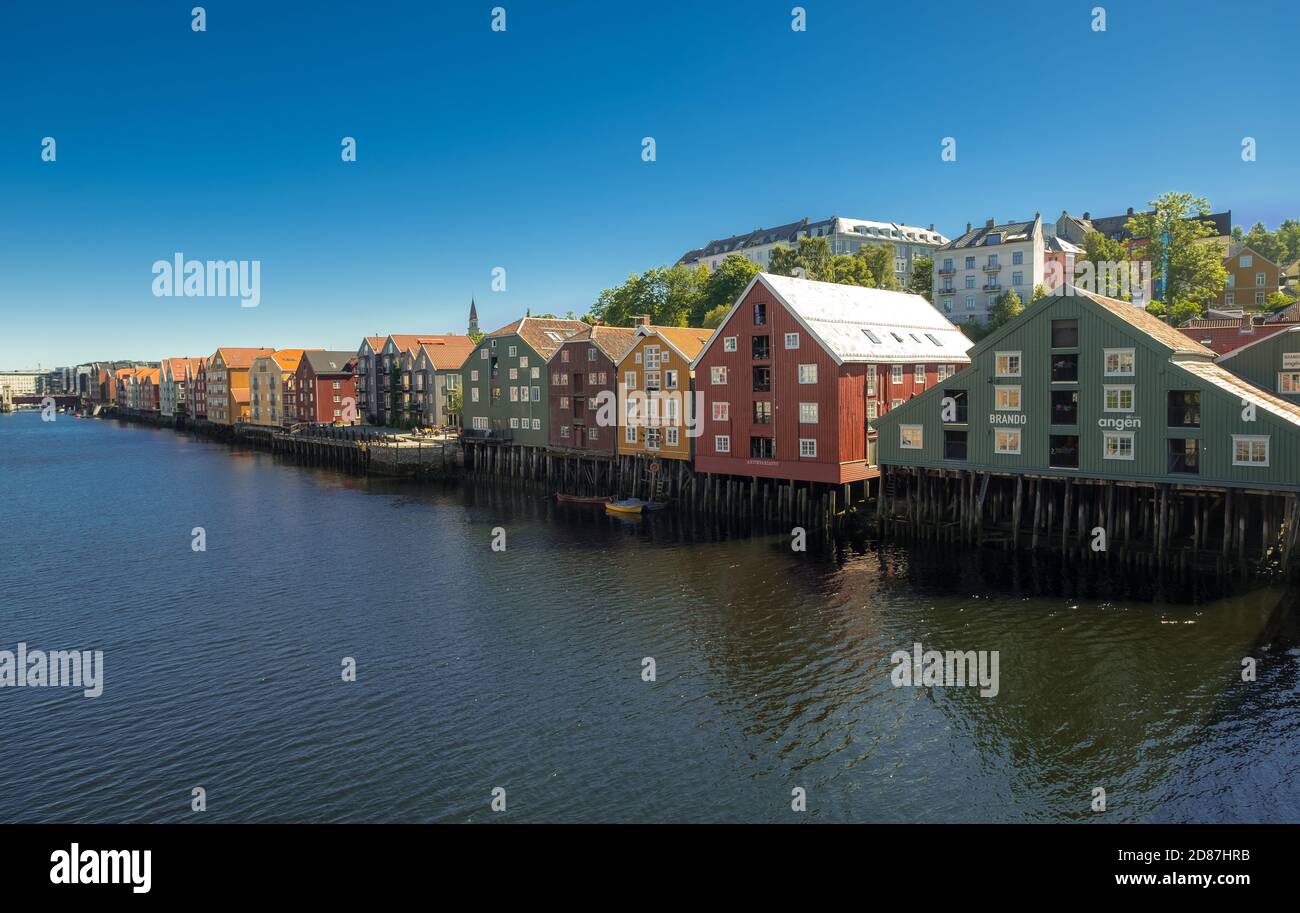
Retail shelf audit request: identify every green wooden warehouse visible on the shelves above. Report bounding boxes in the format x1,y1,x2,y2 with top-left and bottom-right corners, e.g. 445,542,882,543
872,288,1300,575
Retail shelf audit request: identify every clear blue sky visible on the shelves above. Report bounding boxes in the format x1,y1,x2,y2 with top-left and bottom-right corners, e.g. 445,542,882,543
2,0,1297,368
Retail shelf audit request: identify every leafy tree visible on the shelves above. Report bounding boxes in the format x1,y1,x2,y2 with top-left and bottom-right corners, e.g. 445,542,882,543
468,330,484,345
446,385,463,423
1126,192,1227,318
908,256,933,299
986,289,1024,330
696,255,761,325
823,253,876,287
769,236,833,280
854,243,901,290
590,264,706,328
1266,290,1297,312
1031,283,1049,302
956,320,990,343
700,304,730,329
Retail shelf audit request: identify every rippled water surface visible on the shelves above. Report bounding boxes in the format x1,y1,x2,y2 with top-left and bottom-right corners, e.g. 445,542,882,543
1,412,1298,822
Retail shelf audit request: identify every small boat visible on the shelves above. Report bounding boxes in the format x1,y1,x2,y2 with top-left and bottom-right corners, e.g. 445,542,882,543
604,498,667,515
556,493,613,505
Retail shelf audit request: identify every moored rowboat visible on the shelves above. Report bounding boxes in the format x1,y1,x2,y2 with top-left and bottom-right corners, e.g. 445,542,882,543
556,493,613,505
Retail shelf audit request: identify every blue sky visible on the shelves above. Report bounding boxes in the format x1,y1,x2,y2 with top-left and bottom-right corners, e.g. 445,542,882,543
2,0,1297,368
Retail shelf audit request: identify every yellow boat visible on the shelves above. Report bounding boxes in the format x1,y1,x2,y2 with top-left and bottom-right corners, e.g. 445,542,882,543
605,498,666,515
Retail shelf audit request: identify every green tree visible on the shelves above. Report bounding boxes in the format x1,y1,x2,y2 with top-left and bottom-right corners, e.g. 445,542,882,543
696,255,761,324
956,320,990,343
1126,192,1227,319
908,256,933,299
986,289,1024,330
768,236,833,280
591,264,706,328
1031,283,1049,302
854,243,901,290
700,303,730,329
446,385,463,424
823,253,876,287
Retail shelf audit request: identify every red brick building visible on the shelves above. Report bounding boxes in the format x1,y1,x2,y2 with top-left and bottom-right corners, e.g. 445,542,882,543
546,325,638,454
690,273,973,484
294,351,358,424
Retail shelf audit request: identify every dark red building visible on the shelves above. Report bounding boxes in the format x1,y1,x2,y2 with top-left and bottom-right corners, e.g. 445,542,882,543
294,351,358,424
690,273,973,484
546,325,638,455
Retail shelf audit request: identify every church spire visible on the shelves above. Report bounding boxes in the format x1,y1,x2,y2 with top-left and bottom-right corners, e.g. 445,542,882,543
467,297,479,336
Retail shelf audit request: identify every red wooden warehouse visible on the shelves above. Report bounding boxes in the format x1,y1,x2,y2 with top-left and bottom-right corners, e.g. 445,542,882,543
294,351,359,424
690,273,973,484
546,325,639,455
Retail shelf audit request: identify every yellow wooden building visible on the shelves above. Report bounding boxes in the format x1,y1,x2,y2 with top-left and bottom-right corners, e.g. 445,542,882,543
615,325,713,462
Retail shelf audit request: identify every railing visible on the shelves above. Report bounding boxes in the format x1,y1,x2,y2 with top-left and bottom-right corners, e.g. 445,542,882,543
937,266,956,275
983,282,1002,292
983,263,1001,272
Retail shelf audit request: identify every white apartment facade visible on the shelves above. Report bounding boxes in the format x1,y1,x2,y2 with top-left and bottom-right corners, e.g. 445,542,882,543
933,215,1048,323
678,216,949,287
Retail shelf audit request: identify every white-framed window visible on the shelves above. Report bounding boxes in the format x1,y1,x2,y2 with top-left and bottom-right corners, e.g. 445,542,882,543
995,351,1022,377
723,336,738,352
711,366,727,384
510,386,519,402
560,425,570,438
472,415,488,430
994,385,1021,410
560,396,569,410
712,402,729,421
1103,431,1135,460
666,427,679,446
1233,434,1270,466
508,345,517,357
798,364,817,384
914,364,925,385
1104,348,1135,376
1278,372,1300,394
1256,272,1267,288
866,401,879,420
799,438,817,458
1103,384,1135,412
531,367,540,379
625,425,637,443
509,368,518,380
799,402,818,423
1240,253,1253,267
891,365,903,385
471,388,479,402
588,348,597,361
519,357,528,368
531,387,540,402
784,332,800,349
715,434,731,453
509,417,519,429
531,418,540,430
664,369,679,389
900,425,923,449
480,349,488,360
994,428,1021,454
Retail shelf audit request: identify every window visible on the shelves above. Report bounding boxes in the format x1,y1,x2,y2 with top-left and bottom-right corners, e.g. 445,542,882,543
531,418,540,430
509,417,519,429
531,387,540,402
753,301,767,326
664,369,679,389
711,367,727,385
646,428,660,450
1279,372,1300,394
752,366,771,392
645,370,660,391
995,429,1021,454
799,402,818,423
712,402,729,421
900,425,923,449
752,335,770,359
1103,385,1135,412
799,438,817,458
750,437,775,459
965,276,976,289
472,415,488,430
1168,390,1201,427
1233,435,1270,466
866,401,879,420
1051,319,1078,348
589,428,598,442
944,430,967,460
1012,272,1024,286
752,401,772,424
508,345,517,357
965,295,975,311
531,368,539,379
1034,385,1069,425
941,389,968,423
914,365,925,384
509,368,518,380
995,386,1021,410
862,329,882,344
471,388,479,402
723,336,738,352
1256,272,1267,288
588,348,596,361
715,434,730,453
480,349,488,360
625,425,637,443
798,364,817,384
560,425,570,438
519,357,528,368
510,386,519,402
995,351,1022,377
1049,435,1080,469
561,350,569,363
1226,292,1236,306
560,396,569,410
965,256,975,269
666,427,679,446
1169,438,1199,474
1104,348,1135,376
891,398,903,410
1240,254,1253,267
1104,431,1135,460
625,371,637,389
890,365,903,385
1012,251,1024,265
1051,353,1079,383
784,332,800,349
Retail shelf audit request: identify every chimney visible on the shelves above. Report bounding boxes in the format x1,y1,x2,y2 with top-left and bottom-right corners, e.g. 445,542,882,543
1083,211,1090,220
802,216,809,226
1033,211,1041,220
1127,207,1134,216
986,218,996,228
928,223,935,231
966,222,972,233
637,315,651,326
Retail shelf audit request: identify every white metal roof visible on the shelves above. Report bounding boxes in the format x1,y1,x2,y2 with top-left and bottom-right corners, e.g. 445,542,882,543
691,273,975,368
1175,359,1300,429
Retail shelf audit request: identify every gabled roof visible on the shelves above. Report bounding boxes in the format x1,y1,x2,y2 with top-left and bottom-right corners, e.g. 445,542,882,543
635,325,714,363
1216,325,1300,362
678,216,947,264
385,334,442,355
301,351,357,375
1224,244,1282,269
691,273,973,368
414,336,477,370
487,316,589,358
940,215,1040,251
213,347,275,368
269,349,308,371
1175,359,1300,428
551,325,639,363
1074,289,1217,358
1069,209,1231,242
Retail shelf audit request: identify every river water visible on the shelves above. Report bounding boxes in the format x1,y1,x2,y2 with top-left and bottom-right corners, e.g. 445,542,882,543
1,411,1297,822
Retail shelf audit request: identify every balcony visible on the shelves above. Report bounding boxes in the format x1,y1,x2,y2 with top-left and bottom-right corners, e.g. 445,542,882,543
937,266,956,275
983,263,1001,273
983,282,1002,292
